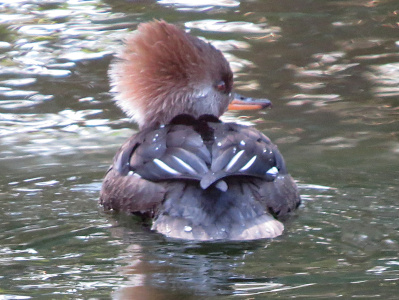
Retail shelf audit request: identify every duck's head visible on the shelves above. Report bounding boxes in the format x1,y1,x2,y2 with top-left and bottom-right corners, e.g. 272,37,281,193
110,20,270,130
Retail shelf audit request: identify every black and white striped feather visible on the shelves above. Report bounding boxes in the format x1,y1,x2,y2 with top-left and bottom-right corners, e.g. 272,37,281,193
114,116,287,191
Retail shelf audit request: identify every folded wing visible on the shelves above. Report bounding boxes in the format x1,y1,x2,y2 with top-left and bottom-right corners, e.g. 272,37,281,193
122,122,287,192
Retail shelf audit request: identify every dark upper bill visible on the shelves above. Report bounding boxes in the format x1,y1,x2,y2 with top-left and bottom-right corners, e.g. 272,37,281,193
228,93,272,111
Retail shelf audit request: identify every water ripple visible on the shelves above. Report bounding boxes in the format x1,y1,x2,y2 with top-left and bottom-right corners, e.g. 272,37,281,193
0,0,398,299
186,19,280,34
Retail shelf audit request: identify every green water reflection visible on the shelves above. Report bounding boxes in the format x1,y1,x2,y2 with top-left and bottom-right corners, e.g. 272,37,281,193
0,0,398,299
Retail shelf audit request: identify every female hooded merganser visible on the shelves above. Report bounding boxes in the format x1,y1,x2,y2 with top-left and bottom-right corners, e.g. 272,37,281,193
100,20,300,240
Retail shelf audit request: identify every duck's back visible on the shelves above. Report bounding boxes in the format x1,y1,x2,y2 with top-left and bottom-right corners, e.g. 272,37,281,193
100,115,300,240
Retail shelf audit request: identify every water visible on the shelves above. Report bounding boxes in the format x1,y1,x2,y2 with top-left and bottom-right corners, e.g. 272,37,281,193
0,0,398,298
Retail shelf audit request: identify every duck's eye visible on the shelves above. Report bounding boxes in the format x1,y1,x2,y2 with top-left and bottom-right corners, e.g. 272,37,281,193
216,81,227,93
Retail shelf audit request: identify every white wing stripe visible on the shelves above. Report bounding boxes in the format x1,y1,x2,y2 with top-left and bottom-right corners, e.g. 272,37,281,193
153,158,181,175
266,166,279,176
239,155,257,172
225,150,245,171
172,155,197,175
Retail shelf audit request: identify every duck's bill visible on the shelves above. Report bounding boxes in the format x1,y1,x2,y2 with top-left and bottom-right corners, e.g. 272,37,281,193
228,93,272,111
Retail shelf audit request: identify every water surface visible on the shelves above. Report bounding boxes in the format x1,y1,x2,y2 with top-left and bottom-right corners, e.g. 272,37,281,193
0,0,398,299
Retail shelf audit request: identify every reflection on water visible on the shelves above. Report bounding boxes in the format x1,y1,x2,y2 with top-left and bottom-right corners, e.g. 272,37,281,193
0,0,398,298
186,19,279,33
158,0,240,10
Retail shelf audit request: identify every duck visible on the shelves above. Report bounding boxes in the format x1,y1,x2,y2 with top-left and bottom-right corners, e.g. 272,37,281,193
100,20,300,241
